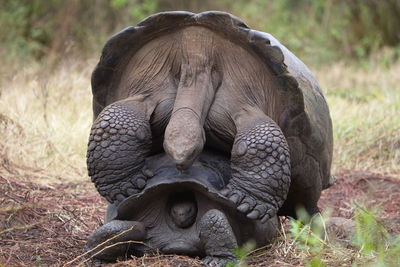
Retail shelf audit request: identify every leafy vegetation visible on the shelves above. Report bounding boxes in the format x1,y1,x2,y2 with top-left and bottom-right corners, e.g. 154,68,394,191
1,0,400,63
285,206,400,267
221,205,400,266
226,241,256,267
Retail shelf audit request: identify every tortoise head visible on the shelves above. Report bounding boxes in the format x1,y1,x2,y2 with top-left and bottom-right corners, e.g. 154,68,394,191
168,192,198,228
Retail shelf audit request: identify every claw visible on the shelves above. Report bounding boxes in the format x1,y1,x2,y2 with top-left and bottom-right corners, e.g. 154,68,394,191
142,168,154,178
220,188,231,196
229,193,243,204
267,209,275,219
237,203,250,213
242,197,256,208
105,195,113,203
260,214,270,224
254,205,267,217
203,257,213,265
247,209,260,219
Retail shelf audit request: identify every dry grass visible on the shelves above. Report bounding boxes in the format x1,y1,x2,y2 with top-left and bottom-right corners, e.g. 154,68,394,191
0,58,93,183
316,61,400,174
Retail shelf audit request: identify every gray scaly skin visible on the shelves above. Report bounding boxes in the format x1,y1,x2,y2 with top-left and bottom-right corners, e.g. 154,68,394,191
87,99,153,203
85,220,147,262
222,111,291,222
89,11,333,221
86,210,238,266
199,209,237,266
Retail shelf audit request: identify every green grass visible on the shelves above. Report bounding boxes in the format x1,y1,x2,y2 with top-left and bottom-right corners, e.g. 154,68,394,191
223,205,400,266
316,61,400,174
287,206,400,267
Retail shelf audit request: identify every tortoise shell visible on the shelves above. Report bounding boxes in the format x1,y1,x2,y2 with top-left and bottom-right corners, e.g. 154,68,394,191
92,11,333,217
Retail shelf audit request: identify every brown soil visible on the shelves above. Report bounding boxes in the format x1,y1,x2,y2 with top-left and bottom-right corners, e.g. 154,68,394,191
319,170,400,235
1,170,399,266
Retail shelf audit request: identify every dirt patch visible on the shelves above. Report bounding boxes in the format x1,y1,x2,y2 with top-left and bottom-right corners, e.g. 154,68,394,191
0,170,399,266
0,175,104,266
319,170,400,234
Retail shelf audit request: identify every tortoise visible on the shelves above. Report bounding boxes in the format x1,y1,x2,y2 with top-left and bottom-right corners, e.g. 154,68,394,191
86,151,279,265
87,10,334,229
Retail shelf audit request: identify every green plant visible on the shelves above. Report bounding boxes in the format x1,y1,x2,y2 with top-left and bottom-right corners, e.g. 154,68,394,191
2,0,400,64
287,205,400,267
352,205,400,266
111,0,158,22
289,208,327,266
35,255,42,267
225,241,256,267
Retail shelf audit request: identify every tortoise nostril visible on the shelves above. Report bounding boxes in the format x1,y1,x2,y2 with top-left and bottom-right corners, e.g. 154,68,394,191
173,206,190,217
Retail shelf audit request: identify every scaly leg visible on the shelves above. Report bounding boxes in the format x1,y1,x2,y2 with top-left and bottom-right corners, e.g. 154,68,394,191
87,98,153,204
221,108,291,223
199,209,237,266
86,220,147,262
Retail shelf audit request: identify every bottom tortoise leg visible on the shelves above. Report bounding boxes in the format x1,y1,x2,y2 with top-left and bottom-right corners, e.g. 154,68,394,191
87,99,153,204
199,209,237,266
221,108,291,223
86,220,147,262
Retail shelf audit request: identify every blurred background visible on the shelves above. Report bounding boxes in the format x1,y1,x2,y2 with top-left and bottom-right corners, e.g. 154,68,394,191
0,0,399,180
1,0,400,64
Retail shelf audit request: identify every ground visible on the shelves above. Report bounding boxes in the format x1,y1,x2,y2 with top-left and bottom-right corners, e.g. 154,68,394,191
1,168,399,267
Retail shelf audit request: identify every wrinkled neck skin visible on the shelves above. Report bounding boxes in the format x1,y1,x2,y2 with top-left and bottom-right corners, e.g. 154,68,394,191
164,27,221,170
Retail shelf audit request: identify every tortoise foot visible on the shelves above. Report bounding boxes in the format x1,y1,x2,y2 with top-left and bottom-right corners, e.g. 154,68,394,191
199,209,237,265
221,185,277,223
222,109,291,222
87,99,153,203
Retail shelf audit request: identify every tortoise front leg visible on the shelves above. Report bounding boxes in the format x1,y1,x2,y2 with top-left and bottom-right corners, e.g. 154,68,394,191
87,98,153,204
86,220,147,262
199,209,237,266
221,108,291,222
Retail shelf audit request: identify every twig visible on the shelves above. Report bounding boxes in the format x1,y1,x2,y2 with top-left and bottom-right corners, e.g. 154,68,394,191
81,240,148,265
62,225,151,267
0,219,45,235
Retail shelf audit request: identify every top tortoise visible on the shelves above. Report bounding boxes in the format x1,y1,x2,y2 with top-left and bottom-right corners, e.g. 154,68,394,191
87,11,333,222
